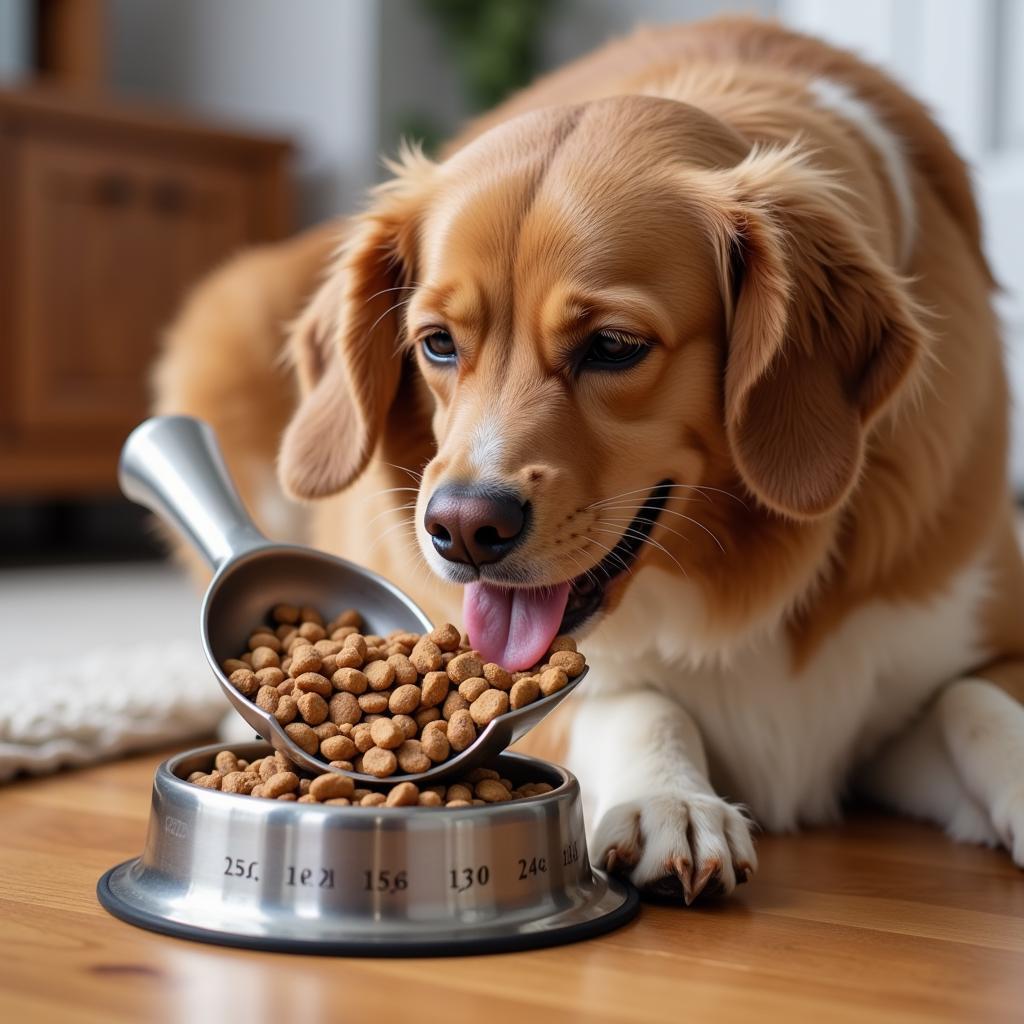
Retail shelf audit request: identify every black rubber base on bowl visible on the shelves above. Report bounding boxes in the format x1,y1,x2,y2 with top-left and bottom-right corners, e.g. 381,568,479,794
97,862,640,958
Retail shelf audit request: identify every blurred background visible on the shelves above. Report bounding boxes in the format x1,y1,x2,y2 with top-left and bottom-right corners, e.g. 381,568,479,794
0,0,1022,675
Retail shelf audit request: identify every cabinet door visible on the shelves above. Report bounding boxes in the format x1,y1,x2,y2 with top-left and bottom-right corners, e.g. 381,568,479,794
12,135,252,436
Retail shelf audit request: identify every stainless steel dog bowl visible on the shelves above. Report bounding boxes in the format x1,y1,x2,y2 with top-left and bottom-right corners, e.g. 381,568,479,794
98,742,638,956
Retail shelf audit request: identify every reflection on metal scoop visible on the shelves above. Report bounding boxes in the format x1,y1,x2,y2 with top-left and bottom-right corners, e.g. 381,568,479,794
119,416,585,785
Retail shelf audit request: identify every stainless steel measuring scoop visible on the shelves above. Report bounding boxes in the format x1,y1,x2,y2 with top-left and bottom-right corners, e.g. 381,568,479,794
119,415,586,785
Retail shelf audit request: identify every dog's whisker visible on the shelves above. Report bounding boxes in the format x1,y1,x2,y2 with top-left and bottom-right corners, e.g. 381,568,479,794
363,284,419,307
598,508,726,553
362,486,420,502
586,483,706,507
380,461,425,482
591,526,689,579
367,296,413,340
667,513,726,553
403,535,439,594
367,517,417,545
592,497,704,508
587,483,747,510
363,502,419,530
562,547,602,591
597,515,694,547
366,516,418,554
581,533,636,578
671,483,747,508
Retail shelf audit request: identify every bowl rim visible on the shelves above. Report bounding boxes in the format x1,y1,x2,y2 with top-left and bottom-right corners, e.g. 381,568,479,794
163,740,577,817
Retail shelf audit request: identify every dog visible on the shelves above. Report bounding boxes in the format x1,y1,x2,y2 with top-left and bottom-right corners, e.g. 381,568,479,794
156,17,1024,901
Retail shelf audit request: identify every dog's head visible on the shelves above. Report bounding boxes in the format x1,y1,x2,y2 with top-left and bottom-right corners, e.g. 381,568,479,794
280,97,926,668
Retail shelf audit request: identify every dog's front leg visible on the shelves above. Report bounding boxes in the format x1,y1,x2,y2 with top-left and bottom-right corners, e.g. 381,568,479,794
569,688,757,902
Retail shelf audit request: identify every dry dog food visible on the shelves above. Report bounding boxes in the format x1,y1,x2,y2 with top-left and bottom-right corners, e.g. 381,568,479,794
222,605,586,779
187,749,554,807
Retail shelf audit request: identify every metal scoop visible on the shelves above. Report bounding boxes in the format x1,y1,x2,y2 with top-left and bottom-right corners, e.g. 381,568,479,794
119,415,586,785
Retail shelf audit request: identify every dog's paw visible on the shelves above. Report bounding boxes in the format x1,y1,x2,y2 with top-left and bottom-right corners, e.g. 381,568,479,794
592,793,757,903
990,785,1024,867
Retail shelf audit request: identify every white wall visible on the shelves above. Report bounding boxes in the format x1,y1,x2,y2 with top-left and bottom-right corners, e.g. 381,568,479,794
105,0,777,224
0,0,31,82
108,0,380,225
545,0,774,63
377,0,466,159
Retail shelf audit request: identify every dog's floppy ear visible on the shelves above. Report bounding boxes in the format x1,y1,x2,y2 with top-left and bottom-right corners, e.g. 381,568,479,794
698,145,927,519
279,148,435,500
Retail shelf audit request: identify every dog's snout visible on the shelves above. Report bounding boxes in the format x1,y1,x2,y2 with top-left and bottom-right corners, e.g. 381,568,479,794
424,485,527,566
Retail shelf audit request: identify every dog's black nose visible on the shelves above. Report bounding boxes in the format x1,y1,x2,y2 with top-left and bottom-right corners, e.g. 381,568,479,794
424,485,527,566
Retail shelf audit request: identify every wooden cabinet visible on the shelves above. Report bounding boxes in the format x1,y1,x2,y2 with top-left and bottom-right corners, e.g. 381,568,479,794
0,86,293,496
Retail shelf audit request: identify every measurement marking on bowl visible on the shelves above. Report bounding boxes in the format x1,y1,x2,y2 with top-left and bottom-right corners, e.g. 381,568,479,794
224,856,259,882
214,838,582,892
449,865,490,892
518,856,547,879
286,867,335,889
363,869,408,894
215,840,583,893
164,816,187,839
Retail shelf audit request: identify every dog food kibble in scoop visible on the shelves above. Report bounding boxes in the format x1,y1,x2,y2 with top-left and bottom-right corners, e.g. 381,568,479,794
188,750,554,806
222,606,586,779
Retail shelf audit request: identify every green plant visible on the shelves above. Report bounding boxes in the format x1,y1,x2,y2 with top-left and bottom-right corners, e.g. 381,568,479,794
420,0,557,110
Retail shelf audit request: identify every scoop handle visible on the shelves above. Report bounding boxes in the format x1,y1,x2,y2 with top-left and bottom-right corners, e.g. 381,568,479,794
119,416,268,571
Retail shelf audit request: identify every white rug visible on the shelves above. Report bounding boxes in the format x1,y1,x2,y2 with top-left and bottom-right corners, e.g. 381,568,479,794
0,561,230,780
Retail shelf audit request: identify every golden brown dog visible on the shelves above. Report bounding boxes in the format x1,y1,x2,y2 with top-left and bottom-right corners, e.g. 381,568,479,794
157,18,1024,901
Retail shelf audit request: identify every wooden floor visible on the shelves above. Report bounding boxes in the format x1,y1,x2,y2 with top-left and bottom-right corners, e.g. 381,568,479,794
2,746,1023,1024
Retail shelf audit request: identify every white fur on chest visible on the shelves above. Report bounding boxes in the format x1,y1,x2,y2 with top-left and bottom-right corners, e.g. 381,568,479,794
583,560,989,831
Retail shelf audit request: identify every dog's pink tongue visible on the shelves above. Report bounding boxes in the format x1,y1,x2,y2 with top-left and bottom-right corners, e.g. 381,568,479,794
463,582,571,671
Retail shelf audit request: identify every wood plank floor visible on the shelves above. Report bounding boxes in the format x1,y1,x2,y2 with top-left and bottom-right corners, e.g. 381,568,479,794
2,746,1022,1023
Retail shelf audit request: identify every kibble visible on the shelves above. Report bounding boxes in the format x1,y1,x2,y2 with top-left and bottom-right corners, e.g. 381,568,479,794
320,734,357,761
309,773,355,801
369,717,404,750
509,676,540,709
362,746,398,778
420,727,449,763
222,605,586,778
296,691,328,725
539,667,569,697
284,722,319,755
388,684,420,715
458,676,489,703
263,771,299,797
229,668,258,697
475,778,510,802
255,667,285,688
447,709,476,752
549,649,586,677
446,652,483,684
365,660,395,691
251,646,280,671
274,694,298,724
385,781,419,807
469,688,509,726
293,672,331,697
396,739,431,773
188,749,553,808
392,713,418,739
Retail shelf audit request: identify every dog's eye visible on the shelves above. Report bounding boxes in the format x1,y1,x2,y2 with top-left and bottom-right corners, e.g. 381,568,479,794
421,329,457,363
582,330,650,370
